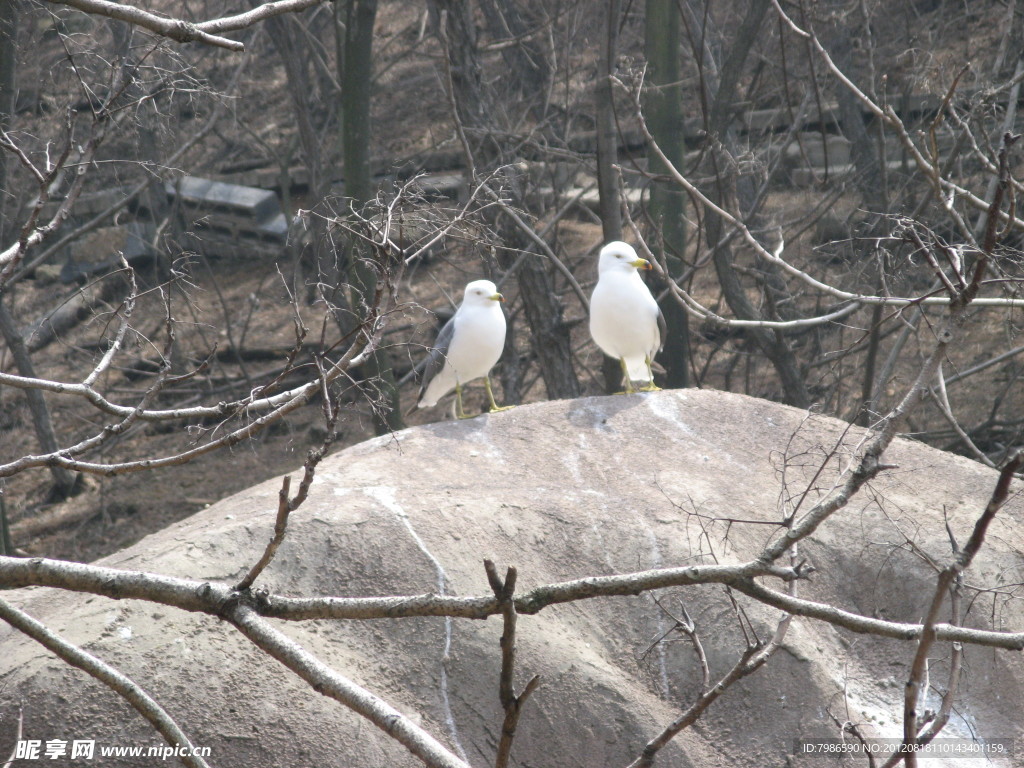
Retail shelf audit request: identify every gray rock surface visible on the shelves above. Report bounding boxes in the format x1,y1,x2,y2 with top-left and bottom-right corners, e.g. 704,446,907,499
1,390,1022,767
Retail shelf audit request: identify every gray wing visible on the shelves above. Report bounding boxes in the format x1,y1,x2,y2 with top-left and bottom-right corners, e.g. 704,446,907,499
656,305,667,352
417,315,457,396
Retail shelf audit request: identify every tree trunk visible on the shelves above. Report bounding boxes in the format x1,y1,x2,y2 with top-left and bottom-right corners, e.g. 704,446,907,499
824,0,885,207
0,0,16,245
265,9,335,306
506,248,579,401
341,0,375,203
0,299,78,498
433,0,580,400
645,0,690,389
266,15,325,200
340,0,403,433
431,0,487,140
476,0,550,115
596,0,624,394
0,2,76,499
695,0,811,408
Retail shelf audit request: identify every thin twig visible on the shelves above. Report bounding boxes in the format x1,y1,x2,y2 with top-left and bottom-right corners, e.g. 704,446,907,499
929,363,995,468
236,410,339,591
235,477,294,592
944,343,1024,387
770,0,1024,235
626,644,761,768
0,707,22,768
627,591,792,768
478,183,590,310
651,598,709,690
0,289,383,479
626,75,1024,310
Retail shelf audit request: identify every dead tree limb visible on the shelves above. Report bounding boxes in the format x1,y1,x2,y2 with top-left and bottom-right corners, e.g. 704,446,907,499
0,598,211,768
3,554,1021,649
896,450,1023,768
236,412,338,591
484,560,541,768
47,0,330,50
226,601,471,768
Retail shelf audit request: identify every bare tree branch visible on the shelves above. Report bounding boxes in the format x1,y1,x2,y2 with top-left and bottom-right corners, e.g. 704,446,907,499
0,294,383,479
896,450,1023,767
756,332,950,566
0,598,211,768
2,553,1020,649
478,182,590,311
226,601,471,768
236,413,338,591
731,578,1024,650
627,643,759,768
618,75,1024,310
484,560,541,768
929,363,995,468
197,0,329,35
48,0,237,48
770,0,1024,236
43,0,337,51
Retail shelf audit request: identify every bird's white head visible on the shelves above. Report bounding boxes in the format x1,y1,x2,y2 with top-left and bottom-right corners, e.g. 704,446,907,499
462,279,505,306
598,241,651,274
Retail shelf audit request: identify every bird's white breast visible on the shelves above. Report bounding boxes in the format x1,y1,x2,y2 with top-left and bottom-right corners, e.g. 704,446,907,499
590,271,660,360
446,304,506,382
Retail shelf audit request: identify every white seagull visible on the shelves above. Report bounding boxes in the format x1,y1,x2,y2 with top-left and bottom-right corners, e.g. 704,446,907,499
417,279,511,418
589,241,665,393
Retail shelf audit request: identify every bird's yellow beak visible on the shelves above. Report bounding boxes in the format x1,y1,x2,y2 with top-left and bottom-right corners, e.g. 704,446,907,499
631,258,652,270
490,292,505,302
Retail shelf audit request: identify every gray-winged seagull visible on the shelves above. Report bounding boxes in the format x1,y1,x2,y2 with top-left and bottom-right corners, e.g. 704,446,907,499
589,241,665,393
418,279,511,418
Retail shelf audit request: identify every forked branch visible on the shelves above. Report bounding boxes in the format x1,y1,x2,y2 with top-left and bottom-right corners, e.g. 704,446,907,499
896,450,1022,767
484,560,541,768
46,0,329,50
627,592,793,768
236,409,340,591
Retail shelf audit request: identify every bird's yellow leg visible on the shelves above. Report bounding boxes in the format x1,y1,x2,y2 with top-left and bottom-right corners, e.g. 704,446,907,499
639,356,661,392
485,376,513,412
455,383,472,420
618,357,636,394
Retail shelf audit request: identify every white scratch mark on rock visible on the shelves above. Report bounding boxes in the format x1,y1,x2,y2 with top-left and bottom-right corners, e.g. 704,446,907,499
362,485,469,764
562,433,587,487
645,393,749,472
644,393,694,435
465,427,504,461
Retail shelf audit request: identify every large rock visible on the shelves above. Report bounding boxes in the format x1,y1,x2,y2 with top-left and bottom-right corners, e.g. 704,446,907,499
1,390,1022,767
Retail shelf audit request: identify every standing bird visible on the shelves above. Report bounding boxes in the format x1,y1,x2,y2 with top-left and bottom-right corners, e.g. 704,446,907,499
589,241,665,393
417,279,511,418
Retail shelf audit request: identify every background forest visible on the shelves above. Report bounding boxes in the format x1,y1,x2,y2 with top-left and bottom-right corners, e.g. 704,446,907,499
3,0,1023,560
1,3,1024,768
